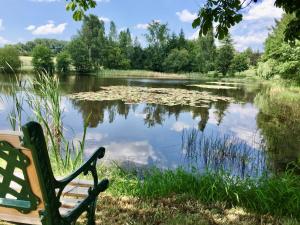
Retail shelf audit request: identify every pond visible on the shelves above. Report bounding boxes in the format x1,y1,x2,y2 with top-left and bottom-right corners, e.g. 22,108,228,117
0,73,299,178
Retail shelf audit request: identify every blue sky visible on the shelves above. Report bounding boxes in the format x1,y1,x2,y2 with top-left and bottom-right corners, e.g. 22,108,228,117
0,0,283,51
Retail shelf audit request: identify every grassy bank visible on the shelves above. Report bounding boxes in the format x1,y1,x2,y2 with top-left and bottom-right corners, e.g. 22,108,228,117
100,166,300,220
255,79,300,122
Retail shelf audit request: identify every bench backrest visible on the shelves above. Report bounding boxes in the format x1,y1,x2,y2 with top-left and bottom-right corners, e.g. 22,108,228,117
0,122,61,225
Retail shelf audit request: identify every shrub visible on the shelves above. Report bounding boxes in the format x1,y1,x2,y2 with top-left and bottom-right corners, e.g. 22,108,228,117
230,53,249,74
0,46,21,73
32,45,54,74
163,48,190,72
257,59,277,79
56,51,71,73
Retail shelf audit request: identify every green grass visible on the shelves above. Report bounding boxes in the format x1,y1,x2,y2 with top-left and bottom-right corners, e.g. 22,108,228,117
99,166,300,221
254,79,300,122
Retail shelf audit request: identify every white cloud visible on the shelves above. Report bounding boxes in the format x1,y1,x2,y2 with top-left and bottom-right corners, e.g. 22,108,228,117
0,36,10,46
171,121,191,132
243,0,283,21
233,31,269,51
0,19,4,31
176,9,197,23
26,25,36,31
135,23,149,30
28,21,67,35
230,0,283,51
98,16,110,23
102,141,158,166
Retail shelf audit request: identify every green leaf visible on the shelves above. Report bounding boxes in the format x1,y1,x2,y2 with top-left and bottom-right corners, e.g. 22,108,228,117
192,17,201,29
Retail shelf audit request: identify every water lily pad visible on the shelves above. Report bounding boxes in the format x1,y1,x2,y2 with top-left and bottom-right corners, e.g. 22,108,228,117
206,82,244,86
188,84,239,90
69,86,234,107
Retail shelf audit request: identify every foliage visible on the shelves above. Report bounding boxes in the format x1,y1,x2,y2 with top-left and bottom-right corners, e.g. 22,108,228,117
14,39,67,56
67,37,92,73
257,59,277,79
215,36,235,75
64,14,253,74
243,48,261,66
65,0,97,21
163,48,190,72
31,45,54,74
260,14,300,81
56,51,71,73
193,0,300,42
230,53,249,74
80,15,106,70
0,46,21,73
191,29,216,73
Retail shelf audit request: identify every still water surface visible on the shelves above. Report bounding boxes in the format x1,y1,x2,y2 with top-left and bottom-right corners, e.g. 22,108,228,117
0,74,299,177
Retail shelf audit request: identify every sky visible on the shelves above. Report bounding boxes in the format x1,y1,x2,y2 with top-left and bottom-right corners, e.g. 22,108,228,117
0,0,283,51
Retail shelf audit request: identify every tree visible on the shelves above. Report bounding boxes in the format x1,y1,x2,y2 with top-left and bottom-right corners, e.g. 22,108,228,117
178,29,187,49
14,39,67,56
145,21,169,47
80,15,106,70
109,21,118,42
145,21,170,71
163,49,190,72
130,38,146,69
0,46,21,73
259,14,300,81
230,53,249,74
243,48,261,66
56,51,71,73
67,38,92,73
119,28,133,64
193,0,300,42
215,36,234,76
193,29,216,73
32,45,54,74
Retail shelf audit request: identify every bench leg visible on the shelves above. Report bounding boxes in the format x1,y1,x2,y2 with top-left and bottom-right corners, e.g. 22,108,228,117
87,200,97,225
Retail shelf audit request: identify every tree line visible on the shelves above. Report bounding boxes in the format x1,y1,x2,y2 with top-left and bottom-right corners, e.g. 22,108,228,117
1,14,260,75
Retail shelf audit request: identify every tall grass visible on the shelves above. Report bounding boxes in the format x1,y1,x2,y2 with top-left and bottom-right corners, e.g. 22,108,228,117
102,165,300,220
181,129,267,177
7,73,88,174
255,81,300,122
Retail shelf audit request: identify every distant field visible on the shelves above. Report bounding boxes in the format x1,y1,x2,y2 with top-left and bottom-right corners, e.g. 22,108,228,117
20,56,33,71
20,56,57,71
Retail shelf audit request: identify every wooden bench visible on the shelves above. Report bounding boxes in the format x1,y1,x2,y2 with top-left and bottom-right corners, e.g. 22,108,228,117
0,121,109,225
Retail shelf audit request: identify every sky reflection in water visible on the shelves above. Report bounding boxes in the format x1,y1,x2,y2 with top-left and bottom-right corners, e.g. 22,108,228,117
0,74,295,177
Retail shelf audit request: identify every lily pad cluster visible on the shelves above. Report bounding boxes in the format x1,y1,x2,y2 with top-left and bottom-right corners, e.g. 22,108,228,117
187,84,239,90
69,86,234,108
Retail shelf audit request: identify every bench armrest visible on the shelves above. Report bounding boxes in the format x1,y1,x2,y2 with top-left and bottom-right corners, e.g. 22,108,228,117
55,147,106,200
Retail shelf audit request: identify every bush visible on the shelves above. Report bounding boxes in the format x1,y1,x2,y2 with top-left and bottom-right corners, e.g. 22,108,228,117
163,49,190,72
230,53,249,74
0,46,21,73
32,45,54,74
257,59,277,79
56,51,71,73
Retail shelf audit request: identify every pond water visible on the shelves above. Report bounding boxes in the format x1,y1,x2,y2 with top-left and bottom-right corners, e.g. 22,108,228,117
0,74,299,177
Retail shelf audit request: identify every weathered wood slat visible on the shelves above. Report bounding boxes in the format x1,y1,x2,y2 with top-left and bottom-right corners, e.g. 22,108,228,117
62,185,90,198
60,197,83,209
0,212,42,225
